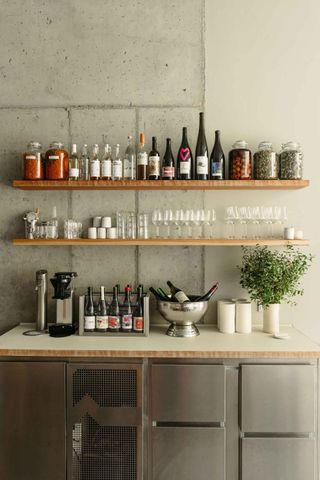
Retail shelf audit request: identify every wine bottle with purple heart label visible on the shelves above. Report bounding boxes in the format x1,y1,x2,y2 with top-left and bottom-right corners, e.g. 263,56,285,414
177,127,193,180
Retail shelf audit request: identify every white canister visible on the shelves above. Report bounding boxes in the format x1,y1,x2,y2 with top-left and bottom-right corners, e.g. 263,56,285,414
107,227,117,239
93,216,102,228
101,216,112,228
284,226,295,240
217,299,233,330
295,229,304,240
88,227,97,239
235,301,252,334
97,227,107,239
219,302,235,334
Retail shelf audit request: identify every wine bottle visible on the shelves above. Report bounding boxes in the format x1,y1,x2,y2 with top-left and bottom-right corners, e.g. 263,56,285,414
195,112,209,180
80,144,90,180
149,286,164,301
210,130,225,180
162,138,175,180
95,286,108,332
101,144,112,180
156,287,171,301
109,285,120,332
69,143,80,181
177,127,192,180
194,282,219,302
148,136,160,180
137,133,148,180
167,281,190,303
122,285,133,331
112,144,122,180
133,285,144,332
84,287,95,332
90,144,100,180
123,136,136,180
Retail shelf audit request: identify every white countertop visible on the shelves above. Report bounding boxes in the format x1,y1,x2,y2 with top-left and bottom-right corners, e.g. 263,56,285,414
0,324,319,358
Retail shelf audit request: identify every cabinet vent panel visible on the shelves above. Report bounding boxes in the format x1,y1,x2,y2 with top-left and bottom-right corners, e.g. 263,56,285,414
72,414,137,480
72,369,137,407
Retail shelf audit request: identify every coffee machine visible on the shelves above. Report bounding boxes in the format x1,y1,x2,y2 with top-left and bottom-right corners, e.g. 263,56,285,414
50,272,77,325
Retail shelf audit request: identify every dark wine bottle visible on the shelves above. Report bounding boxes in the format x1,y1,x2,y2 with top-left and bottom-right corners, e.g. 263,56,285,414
95,285,108,332
195,112,209,180
156,287,172,301
84,287,95,332
122,285,133,332
177,127,193,180
133,285,144,333
109,285,120,332
167,281,190,303
162,138,175,180
148,136,160,180
149,286,166,301
210,130,225,180
194,282,219,302
137,133,148,180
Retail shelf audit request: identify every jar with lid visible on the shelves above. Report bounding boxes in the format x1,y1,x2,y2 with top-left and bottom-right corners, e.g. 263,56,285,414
279,142,303,179
253,142,279,179
45,142,69,180
229,140,252,179
23,141,44,180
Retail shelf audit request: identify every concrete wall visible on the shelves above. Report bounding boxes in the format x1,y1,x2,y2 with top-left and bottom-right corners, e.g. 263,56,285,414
0,0,318,338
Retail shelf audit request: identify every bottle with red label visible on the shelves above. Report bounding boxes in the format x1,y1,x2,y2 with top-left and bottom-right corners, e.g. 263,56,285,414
108,285,120,332
162,138,175,180
177,127,193,180
121,285,133,332
133,285,144,333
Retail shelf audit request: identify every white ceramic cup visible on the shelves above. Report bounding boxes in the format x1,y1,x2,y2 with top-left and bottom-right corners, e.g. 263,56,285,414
107,227,117,239
101,216,112,228
88,227,97,239
93,216,102,228
235,301,252,333
284,226,295,240
97,227,107,239
217,299,233,330
219,302,235,333
295,229,304,240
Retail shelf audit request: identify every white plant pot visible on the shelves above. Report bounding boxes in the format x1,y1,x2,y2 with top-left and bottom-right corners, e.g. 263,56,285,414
263,304,280,334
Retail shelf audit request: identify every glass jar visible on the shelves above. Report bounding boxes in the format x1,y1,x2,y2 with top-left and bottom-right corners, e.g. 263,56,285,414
253,142,279,179
229,140,252,179
279,142,303,179
45,141,69,180
23,141,44,180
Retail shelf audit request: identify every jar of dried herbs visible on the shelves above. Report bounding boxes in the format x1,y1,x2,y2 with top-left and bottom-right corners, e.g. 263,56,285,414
45,141,69,180
253,142,278,179
279,142,303,179
23,141,44,180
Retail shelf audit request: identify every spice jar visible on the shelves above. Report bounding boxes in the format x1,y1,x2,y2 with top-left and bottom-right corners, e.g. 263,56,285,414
45,141,69,180
23,141,44,180
229,140,252,179
279,142,303,179
253,142,279,179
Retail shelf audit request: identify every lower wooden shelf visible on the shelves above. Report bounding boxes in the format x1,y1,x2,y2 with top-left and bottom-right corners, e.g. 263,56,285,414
12,238,309,246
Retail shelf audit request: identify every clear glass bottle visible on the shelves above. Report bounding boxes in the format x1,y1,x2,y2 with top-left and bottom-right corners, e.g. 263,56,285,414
123,136,136,180
23,141,44,180
229,140,252,180
90,144,100,180
69,144,80,180
112,144,123,180
137,133,148,180
80,144,90,180
101,144,112,180
279,142,303,179
253,142,278,179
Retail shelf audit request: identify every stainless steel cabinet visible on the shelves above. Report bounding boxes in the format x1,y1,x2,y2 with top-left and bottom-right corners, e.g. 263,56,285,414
0,361,66,480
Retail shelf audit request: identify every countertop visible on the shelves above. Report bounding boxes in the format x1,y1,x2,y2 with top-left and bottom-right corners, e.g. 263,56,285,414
0,324,320,358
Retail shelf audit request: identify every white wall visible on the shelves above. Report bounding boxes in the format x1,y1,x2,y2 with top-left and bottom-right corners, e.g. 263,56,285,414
205,0,320,340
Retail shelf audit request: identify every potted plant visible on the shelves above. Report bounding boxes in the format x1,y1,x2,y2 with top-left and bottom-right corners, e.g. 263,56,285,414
238,246,313,333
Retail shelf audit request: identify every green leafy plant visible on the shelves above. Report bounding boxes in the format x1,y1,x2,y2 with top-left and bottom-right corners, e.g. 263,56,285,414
238,246,313,308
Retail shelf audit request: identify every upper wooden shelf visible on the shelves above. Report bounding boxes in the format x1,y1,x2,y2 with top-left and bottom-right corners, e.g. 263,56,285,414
12,179,310,191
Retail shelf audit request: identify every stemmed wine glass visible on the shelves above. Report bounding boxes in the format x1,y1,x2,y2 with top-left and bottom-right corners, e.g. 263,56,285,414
151,209,162,238
224,206,236,239
190,209,202,238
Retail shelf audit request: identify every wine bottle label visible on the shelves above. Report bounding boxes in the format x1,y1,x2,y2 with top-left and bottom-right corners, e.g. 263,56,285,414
123,159,133,179
69,168,79,178
162,166,175,178
211,162,222,176
174,291,189,303
112,160,122,178
108,316,120,329
84,315,95,330
179,161,191,175
196,155,208,175
101,160,112,177
121,314,133,329
148,156,160,176
96,315,108,329
133,316,144,332
90,160,100,177
137,152,148,166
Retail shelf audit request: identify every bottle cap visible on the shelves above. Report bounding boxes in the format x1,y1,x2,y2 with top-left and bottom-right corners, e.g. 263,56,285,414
140,132,145,145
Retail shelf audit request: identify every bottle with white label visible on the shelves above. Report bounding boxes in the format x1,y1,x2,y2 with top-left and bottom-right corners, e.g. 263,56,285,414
148,136,160,180
121,285,133,331
137,133,148,180
109,285,121,331
112,144,122,180
101,144,112,180
69,144,80,180
84,287,95,332
90,144,100,180
80,144,90,180
177,127,193,180
167,280,191,303
195,112,209,180
123,136,136,180
162,138,175,180
133,285,144,332
95,286,108,332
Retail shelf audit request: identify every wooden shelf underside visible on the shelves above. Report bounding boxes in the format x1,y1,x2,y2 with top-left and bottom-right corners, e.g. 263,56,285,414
12,179,310,191
12,239,309,246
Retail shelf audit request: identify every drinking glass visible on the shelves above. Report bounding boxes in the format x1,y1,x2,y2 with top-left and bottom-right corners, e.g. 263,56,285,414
248,206,261,239
173,210,182,238
151,209,162,238
261,206,273,238
224,207,236,239
190,209,202,238
163,209,173,238
137,213,149,239
237,206,248,239
181,209,192,238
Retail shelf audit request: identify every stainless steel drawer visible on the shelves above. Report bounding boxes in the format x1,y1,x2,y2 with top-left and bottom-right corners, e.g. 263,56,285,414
242,438,315,480
153,427,225,480
241,364,315,433
152,364,225,422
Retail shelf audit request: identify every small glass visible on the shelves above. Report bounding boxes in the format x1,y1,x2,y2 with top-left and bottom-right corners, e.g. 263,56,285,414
137,213,149,239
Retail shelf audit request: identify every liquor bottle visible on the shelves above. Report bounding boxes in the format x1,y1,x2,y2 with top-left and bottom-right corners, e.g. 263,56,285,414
148,136,160,180
109,285,120,332
194,282,219,302
84,287,95,332
122,285,133,332
177,127,193,180
195,112,209,180
167,281,190,303
69,144,80,180
210,130,225,180
162,138,175,180
95,286,108,331
101,144,112,180
90,144,100,180
123,136,136,180
133,285,144,332
137,133,148,180
80,144,90,180
112,144,122,180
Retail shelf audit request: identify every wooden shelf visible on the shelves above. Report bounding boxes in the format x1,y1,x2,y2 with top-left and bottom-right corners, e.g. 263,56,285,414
12,238,309,246
12,179,310,191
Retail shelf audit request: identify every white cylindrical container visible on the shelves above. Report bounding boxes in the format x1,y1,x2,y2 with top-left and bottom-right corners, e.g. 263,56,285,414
295,229,304,240
88,227,97,239
219,302,235,334
93,216,102,228
101,216,112,228
107,227,117,239
217,299,233,330
284,226,295,240
97,227,107,239
235,301,252,334
263,303,280,334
